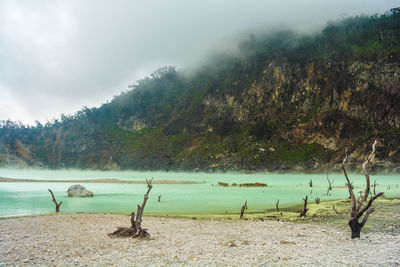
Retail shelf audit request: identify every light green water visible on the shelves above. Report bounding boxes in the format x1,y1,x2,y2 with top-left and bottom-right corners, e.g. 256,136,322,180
0,168,399,217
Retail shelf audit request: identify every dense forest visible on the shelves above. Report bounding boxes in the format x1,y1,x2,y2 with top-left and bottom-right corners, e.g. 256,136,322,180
1,9,400,172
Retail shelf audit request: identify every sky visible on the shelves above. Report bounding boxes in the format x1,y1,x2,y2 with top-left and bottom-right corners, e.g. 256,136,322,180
0,0,398,125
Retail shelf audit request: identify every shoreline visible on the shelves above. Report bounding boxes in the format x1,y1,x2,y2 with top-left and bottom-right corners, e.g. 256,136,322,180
2,198,399,235
1,213,399,266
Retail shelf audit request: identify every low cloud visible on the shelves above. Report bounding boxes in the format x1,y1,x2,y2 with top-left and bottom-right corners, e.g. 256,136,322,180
0,0,397,124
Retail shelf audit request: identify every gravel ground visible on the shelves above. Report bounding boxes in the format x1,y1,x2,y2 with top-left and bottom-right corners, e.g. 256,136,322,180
0,214,399,266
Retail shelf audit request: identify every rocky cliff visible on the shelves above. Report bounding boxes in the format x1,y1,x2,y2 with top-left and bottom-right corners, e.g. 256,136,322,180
1,12,399,172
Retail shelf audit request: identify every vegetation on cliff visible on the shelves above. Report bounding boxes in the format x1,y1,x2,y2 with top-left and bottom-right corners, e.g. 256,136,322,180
1,9,399,171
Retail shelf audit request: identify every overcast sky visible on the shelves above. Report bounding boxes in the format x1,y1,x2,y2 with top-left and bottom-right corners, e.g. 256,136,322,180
0,0,397,125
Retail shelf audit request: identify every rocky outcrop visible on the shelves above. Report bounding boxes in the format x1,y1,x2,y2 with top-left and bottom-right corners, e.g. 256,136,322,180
67,185,93,197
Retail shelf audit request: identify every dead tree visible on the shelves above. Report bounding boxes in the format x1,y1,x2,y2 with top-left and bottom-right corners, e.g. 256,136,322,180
298,196,309,217
309,179,313,187
276,200,280,213
240,201,247,219
342,140,384,238
109,178,153,238
158,194,162,202
48,189,62,212
326,175,334,196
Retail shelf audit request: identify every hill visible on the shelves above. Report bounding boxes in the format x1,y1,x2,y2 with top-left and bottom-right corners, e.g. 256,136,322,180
1,9,400,172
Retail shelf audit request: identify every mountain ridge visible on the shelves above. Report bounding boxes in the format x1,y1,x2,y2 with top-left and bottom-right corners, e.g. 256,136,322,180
1,10,400,172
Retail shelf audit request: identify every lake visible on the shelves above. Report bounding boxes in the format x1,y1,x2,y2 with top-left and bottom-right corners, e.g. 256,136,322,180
0,168,399,217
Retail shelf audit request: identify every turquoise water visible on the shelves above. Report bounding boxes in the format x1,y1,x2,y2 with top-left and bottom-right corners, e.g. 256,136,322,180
0,168,399,217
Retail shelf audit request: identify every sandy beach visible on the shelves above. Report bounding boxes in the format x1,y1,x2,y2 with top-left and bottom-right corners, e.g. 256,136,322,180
0,177,198,184
0,214,399,266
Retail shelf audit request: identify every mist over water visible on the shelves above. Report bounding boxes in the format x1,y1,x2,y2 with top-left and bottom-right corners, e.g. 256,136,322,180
0,0,397,124
0,169,399,217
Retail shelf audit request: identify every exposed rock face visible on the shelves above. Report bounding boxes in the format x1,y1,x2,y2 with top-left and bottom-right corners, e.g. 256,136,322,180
67,184,93,197
0,59,399,172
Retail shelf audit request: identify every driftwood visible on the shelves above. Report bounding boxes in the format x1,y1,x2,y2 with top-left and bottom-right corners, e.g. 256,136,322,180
276,200,280,213
240,201,247,219
109,178,153,238
298,196,309,217
48,189,62,212
342,140,384,238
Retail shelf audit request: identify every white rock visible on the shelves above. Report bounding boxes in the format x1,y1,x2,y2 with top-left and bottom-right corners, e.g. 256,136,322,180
67,184,93,197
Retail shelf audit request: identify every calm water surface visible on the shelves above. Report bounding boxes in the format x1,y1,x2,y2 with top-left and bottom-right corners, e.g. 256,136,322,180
0,168,399,217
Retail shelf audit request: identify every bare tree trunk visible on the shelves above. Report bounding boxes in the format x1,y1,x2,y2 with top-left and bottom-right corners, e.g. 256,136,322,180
134,178,153,238
276,200,280,213
342,140,384,239
109,179,153,238
48,189,62,212
158,194,162,202
240,201,247,219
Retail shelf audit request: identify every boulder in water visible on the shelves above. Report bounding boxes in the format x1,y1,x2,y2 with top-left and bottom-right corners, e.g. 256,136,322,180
67,184,93,197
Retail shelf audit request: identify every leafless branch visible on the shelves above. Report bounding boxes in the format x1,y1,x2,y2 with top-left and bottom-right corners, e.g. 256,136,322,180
342,147,356,215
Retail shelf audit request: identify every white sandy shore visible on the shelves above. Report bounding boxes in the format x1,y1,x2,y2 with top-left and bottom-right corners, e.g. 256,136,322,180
0,214,399,266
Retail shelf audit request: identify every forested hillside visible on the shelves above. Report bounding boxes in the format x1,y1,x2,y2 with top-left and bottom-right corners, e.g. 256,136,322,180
1,9,400,172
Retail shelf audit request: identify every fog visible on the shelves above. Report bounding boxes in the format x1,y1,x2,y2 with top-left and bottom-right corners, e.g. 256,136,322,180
0,0,397,124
